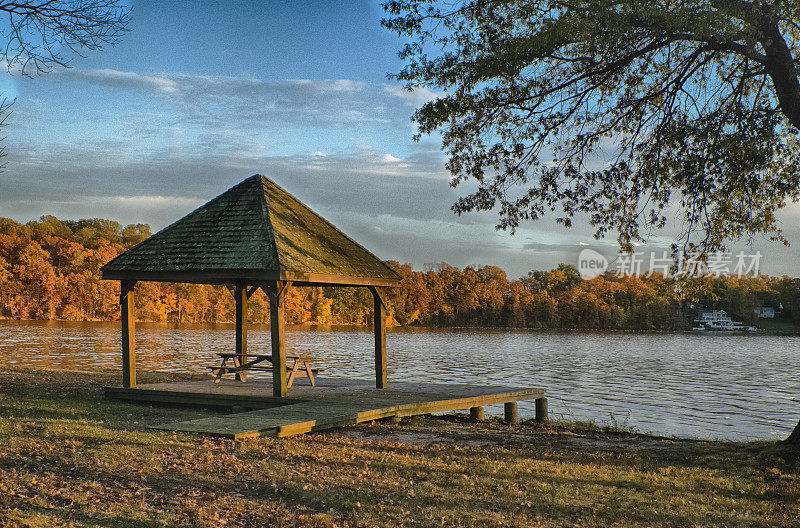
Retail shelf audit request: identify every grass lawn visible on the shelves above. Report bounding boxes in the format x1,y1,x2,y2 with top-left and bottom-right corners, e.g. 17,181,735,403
0,367,798,527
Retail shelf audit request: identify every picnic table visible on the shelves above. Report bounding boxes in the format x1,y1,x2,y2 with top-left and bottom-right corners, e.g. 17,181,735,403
208,353,321,387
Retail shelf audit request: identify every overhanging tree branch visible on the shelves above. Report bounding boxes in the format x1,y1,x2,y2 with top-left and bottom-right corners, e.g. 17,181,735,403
0,0,130,75
383,0,800,254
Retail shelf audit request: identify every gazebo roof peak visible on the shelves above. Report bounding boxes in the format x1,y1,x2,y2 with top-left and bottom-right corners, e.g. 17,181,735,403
101,174,400,286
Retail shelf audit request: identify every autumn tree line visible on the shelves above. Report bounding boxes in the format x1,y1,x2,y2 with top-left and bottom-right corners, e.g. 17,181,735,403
1,216,799,330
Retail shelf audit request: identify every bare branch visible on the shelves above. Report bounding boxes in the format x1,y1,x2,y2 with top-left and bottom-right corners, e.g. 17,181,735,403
0,0,130,75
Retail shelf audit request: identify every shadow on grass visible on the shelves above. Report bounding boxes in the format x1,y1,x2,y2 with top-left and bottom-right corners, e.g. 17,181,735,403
3,499,166,528
3,367,799,527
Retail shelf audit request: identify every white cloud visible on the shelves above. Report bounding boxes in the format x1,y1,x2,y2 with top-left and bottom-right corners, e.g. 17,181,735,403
5,135,799,276
83,195,201,208
383,84,442,107
326,79,363,92
383,153,401,163
0,194,204,231
56,69,391,128
60,68,180,94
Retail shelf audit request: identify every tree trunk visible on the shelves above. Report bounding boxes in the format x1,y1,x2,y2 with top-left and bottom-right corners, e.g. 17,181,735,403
784,419,800,445
760,20,800,130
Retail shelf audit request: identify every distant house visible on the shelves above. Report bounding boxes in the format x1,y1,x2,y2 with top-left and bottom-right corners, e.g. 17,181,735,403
754,306,776,319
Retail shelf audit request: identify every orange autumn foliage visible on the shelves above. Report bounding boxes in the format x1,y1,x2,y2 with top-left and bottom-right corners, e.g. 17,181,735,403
0,215,796,329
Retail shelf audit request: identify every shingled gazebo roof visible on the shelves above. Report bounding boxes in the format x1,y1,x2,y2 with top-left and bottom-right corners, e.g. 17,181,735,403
101,175,400,287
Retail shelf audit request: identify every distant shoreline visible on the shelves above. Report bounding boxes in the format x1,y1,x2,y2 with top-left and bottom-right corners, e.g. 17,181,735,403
2,316,800,335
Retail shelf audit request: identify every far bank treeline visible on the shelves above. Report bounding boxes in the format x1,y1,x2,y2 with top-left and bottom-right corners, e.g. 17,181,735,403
1,216,799,330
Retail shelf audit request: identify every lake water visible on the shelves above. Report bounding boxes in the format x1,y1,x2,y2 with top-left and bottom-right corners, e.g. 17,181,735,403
0,320,797,441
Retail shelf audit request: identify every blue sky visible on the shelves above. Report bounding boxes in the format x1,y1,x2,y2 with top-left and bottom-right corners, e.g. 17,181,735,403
0,0,797,278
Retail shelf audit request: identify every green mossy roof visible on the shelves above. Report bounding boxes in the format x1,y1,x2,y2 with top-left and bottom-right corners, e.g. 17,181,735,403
101,175,400,282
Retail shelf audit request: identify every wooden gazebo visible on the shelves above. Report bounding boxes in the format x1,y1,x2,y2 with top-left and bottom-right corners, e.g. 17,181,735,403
101,175,400,397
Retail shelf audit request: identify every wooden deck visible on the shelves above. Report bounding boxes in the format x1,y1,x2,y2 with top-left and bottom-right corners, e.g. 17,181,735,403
104,378,546,439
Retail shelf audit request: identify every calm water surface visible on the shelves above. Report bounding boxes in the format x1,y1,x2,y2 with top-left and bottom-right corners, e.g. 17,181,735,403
0,320,798,441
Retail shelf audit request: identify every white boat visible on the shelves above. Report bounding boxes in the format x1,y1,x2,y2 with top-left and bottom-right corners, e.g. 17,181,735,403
692,310,756,332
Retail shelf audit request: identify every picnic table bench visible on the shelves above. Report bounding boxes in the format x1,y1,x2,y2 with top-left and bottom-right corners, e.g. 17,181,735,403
207,353,322,387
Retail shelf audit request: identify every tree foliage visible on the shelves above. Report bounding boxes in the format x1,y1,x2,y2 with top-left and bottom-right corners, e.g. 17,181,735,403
3,215,799,331
383,0,800,255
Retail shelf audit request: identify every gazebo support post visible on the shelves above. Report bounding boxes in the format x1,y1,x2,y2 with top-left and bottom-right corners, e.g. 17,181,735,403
369,286,387,389
234,281,248,382
266,281,292,397
120,280,137,388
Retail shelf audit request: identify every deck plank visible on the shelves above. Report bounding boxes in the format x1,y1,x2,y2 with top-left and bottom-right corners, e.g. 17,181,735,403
105,378,545,438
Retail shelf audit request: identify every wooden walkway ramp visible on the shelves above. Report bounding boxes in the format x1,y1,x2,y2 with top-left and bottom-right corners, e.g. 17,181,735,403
105,378,546,439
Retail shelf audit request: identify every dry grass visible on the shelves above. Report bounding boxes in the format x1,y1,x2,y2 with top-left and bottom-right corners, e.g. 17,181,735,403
0,367,798,527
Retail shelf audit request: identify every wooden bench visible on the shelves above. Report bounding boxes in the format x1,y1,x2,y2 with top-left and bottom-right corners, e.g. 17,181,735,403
207,353,322,388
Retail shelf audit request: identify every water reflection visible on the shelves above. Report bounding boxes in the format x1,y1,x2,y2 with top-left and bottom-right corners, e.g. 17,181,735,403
0,320,798,441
